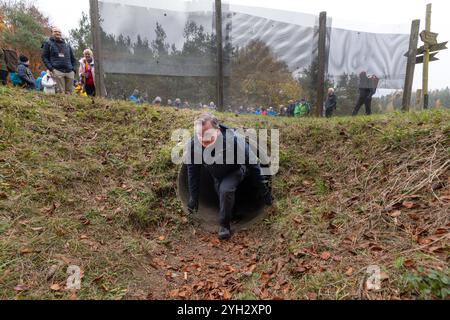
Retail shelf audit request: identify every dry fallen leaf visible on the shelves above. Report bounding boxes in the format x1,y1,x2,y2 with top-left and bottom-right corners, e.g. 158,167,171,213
402,201,416,209
223,290,232,300
404,260,416,269
320,252,331,261
20,248,35,255
14,285,29,292
50,284,62,291
435,228,449,235
69,291,78,300
345,267,354,276
380,272,389,281
293,217,302,224
389,210,402,218
428,246,445,253
307,292,318,300
418,238,432,245
47,264,61,280
169,289,179,298
57,256,72,265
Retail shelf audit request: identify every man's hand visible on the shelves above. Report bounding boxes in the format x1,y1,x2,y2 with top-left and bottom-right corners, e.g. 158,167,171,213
188,198,198,215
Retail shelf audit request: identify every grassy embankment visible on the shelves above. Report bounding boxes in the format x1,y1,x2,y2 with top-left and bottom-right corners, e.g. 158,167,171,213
0,87,449,300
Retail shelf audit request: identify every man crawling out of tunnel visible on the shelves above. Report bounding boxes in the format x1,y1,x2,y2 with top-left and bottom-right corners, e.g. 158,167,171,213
186,113,273,241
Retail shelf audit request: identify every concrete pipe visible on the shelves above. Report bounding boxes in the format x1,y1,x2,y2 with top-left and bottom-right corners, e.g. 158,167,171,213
177,141,275,232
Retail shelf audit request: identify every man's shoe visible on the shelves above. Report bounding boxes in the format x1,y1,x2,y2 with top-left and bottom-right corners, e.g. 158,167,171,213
218,227,231,241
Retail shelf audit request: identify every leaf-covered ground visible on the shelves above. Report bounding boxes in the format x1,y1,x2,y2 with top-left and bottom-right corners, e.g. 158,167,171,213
0,87,449,300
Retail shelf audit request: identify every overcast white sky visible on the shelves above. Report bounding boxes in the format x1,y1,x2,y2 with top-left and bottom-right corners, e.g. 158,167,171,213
35,0,450,89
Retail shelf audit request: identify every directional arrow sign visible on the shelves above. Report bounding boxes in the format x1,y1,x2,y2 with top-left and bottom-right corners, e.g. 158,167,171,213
418,41,448,55
416,52,439,64
404,41,448,57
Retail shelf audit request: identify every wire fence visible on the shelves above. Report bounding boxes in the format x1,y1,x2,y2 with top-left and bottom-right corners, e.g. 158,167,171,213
96,0,411,116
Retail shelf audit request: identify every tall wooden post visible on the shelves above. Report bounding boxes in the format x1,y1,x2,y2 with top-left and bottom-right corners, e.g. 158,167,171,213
215,0,224,112
315,12,327,117
415,89,422,110
402,19,420,112
423,3,432,109
90,0,107,97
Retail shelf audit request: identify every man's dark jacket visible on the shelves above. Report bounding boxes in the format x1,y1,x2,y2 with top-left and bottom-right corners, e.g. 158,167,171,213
17,62,36,89
186,125,268,203
0,49,7,72
325,93,337,110
42,37,76,73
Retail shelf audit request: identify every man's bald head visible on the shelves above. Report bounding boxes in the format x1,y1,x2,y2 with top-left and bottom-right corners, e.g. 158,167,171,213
52,27,63,41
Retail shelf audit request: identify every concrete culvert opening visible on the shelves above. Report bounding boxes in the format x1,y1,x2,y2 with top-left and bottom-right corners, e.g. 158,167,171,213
178,165,271,232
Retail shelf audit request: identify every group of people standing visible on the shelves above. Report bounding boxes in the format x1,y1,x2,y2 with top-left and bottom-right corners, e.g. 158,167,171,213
0,27,96,97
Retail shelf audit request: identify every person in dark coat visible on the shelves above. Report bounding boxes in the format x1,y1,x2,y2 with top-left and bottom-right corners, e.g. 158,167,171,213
287,100,296,117
0,49,8,86
325,88,337,118
353,72,376,116
17,55,36,90
186,113,273,240
41,27,76,94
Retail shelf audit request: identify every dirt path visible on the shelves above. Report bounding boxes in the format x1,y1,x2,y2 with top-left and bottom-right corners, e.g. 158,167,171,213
129,226,269,300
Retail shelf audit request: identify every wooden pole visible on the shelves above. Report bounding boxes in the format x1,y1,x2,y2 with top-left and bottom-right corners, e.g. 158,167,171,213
402,19,420,112
89,0,107,97
315,12,327,117
215,0,224,112
423,3,432,109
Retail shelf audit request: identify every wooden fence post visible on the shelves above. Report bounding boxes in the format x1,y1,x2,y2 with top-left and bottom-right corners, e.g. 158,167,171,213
215,0,224,112
423,3,432,109
89,0,107,97
315,12,327,117
402,19,420,112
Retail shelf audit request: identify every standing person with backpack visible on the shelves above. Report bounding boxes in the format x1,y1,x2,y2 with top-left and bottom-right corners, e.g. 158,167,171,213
41,27,77,94
352,71,377,116
0,49,8,85
287,100,296,117
294,98,311,118
1,48,20,86
78,49,96,97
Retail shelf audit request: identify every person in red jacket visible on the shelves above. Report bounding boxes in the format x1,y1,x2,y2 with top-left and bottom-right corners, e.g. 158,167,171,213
78,49,95,96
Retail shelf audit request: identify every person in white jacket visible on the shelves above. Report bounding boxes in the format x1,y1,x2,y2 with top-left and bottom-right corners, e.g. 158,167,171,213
78,49,96,96
41,70,57,94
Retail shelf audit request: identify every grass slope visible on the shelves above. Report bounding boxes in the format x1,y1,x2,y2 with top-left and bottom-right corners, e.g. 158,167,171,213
0,87,449,300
